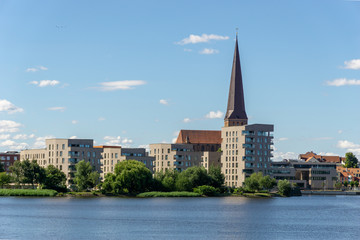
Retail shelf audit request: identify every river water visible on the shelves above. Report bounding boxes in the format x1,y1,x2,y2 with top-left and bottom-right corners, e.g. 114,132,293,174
0,195,359,240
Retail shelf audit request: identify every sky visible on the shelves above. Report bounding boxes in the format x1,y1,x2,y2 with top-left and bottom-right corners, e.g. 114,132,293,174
0,0,360,161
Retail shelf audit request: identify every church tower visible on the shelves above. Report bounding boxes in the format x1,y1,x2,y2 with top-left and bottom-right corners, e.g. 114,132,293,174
224,34,248,127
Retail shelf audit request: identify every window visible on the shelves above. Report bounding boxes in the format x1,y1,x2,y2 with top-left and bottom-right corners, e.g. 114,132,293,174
115,153,118,158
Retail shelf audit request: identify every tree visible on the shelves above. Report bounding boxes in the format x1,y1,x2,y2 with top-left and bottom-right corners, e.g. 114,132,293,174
355,181,359,188
344,181,349,188
9,160,45,188
244,172,263,192
9,160,23,186
278,179,291,197
208,166,225,188
260,175,277,191
0,172,11,188
43,165,67,192
350,181,356,189
154,169,178,192
74,160,99,191
344,152,358,168
175,166,212,191
334,182,342,190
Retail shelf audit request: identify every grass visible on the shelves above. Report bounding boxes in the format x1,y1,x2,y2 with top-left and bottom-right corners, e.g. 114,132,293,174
0,189,58,197
243,192,272,198
137,191,201,198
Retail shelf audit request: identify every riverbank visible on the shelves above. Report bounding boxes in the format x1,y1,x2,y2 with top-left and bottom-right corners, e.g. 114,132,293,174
302,190,360,195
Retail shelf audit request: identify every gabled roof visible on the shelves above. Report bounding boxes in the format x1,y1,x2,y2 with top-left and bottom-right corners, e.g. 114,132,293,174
175,130,222,145
299,151,344,163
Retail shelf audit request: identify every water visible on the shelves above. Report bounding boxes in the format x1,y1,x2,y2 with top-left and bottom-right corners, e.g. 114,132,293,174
0,196,359,240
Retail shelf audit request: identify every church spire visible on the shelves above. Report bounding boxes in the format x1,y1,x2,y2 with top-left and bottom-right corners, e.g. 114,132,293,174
224,32,248,127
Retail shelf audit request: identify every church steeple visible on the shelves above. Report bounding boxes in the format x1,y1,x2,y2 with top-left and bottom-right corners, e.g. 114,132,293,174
224,33,248,127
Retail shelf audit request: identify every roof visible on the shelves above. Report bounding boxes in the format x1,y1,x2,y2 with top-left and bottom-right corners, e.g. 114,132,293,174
299,151,344,163
94,145,121,149
175,130,222,145
224,35,247,121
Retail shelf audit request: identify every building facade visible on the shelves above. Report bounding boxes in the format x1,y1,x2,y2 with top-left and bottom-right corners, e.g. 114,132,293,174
0,151,19,172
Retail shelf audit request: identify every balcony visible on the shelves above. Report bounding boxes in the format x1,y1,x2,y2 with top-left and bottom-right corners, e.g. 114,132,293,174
243,144,254,149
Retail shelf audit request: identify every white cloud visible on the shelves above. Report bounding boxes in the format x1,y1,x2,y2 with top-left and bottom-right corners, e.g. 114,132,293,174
205,110,224,119
318,152,340,156
278,137,289,141
326,78,360,86
98,117,106,121
69,136,77,139
338,130,343,134
26,68,38,72
199,48,219,55
138,144,150,152
172,138,177,143
0,134,10,140
272,151,298,161
0,99,24,114
0,140,28,150
48,107,66,111
33,136,54,148
103,136,133,146
183,118,191,123
176,34,229,45
13,134,35,140
26,66,48,72
343,59,360,70
95,80,146,91
337,140,360,156
30,80,60,87
71,120,78,124
0,120,22,133
159,99,169,105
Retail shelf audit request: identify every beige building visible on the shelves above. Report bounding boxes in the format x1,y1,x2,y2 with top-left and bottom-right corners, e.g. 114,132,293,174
221,124,274,187
95,146,154,179
271,159,338,189
201,151,221,171
21,139,102,185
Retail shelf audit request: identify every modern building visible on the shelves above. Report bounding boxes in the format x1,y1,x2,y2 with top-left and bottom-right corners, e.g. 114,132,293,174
271,159,338,189
21,139,102,184
220,35,274,187
0,151,20,172
94,145,154,179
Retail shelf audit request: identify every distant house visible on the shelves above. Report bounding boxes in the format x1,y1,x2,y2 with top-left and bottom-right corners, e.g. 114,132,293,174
299,151,345,164
337,166,360,183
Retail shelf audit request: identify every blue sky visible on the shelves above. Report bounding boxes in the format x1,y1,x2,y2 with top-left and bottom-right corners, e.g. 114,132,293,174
1,0,360,160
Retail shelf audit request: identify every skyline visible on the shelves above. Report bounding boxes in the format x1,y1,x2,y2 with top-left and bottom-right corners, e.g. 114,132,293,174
1,0,360,160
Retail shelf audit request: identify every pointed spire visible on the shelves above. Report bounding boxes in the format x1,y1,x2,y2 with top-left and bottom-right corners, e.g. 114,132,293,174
224,32,248,127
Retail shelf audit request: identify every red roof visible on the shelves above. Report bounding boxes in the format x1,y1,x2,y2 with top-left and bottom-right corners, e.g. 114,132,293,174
176,130,222,145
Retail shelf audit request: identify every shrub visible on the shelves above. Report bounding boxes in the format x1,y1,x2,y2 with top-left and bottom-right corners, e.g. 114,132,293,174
193,185,218,196
0,189,57,197
278,179,291,197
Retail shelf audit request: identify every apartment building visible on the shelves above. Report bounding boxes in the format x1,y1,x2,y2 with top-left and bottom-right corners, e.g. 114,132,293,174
21,139,102,184
0,151,19,172
271,159,338,189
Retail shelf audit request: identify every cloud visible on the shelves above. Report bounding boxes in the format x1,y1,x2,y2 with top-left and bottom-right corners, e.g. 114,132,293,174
337,140,360,156
176,34,229,45
0,99,24,114
159,99,169,105
71,120,78,124
0,120,22,133
326,78,360,86
103,136,133,146
278,137,289,141
30,80,60,87
343,59,360,70
318,152,340,156
0,140,28,150
13,134,35,140
98,117,106,121
95,80,146,91
205,110,224,119
33,135,54,148
199,48,219,54
26,66,48,72
183,118,191,123
69,136,77,139
0,134,10,140
48,107,66,111
138,144,150,152
272,151,298,161
338,130,343,134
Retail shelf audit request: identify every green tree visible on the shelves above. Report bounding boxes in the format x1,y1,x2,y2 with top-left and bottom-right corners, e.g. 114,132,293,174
43,165,67,192
278,179,291,197
350,181,356,188
244,172,263,192
9,160,23,186
355,181,359,188
208,166,225,188
334,182,342,190
0,172,11,188
344,152,358,168
153,169,179,192
9,160,45,188
259,175,277,191
344,181,349,188
74,160,99,191
175,166,212,191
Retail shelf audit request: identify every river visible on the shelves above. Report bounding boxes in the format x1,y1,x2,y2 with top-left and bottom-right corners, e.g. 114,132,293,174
0,195,359,239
